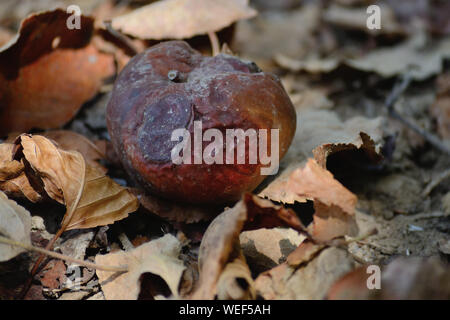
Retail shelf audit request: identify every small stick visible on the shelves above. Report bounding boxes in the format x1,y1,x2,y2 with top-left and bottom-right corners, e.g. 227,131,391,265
385,74,450,156
0,236,128,273
422,168,450,196
207,31,220,56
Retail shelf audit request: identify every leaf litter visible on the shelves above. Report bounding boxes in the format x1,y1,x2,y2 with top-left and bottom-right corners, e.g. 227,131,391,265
0,0,449,301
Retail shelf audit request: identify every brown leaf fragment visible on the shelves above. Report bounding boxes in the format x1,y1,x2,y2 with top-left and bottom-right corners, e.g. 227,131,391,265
286,240,325,267
288,159,359,242
0,142,23,181
110,0,257,40
327,265,373,300
0,191,31,261
193,201,247,300
0,10,115,136
95,234,186,300
240,227,305,274
0,9,94,79
40,260,66,290
216,243,255,300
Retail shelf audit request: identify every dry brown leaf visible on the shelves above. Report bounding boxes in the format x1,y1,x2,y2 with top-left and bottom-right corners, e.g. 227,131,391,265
255,247,356,300
240,227,305,273
0,10,115,135
15,134,138,231
43,130,107,174
0,142,23,181
260,109,384,204
216,244,255,300
289,159,359,242
0,191,31,261
286,240,325,267
192,194,305,299
110,0,257,40
95,234,186,300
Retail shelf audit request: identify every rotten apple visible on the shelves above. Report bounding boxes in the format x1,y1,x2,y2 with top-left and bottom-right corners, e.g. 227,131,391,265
107,41,296,205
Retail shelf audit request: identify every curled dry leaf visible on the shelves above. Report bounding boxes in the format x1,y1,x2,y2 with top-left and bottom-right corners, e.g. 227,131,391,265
95,234,186,300
0,191,31,261
0,9,115,135
216,243,256,300
110,0,257,40
260,109,384,204
0,141,42,202
5,134,138,231
192,194,305,299
288,159,359,242
43,130,107,174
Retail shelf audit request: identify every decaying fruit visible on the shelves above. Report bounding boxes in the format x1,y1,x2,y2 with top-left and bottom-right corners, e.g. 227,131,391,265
107,41,296,204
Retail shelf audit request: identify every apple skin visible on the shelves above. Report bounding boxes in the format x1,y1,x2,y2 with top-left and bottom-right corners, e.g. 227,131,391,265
107,41,296,205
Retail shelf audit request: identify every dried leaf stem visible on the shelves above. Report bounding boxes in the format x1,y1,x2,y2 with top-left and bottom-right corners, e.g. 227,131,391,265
0,235,128,272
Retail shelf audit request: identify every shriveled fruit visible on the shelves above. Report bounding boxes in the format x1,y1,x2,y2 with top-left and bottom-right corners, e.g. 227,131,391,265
107,41,296,204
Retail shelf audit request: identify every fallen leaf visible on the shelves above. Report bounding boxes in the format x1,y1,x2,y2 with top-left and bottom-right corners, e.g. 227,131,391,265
288,159,359,242
95,234,186,300
260,109,384,203
0,191,31,261
9,135,138,231
110,0,257,40
240,227,305,273
0,9,115,135
40,260,66,290
216,242,255,300
43,130,107,174
286,240,325,267
192,194,305,299
255,247,356,299
327,265,373,300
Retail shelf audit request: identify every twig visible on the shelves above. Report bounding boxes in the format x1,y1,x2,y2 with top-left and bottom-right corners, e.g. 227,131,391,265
385,74,450,156
0,236,128,273
207,31,220,56
104,21,138,56
422,168,450,196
